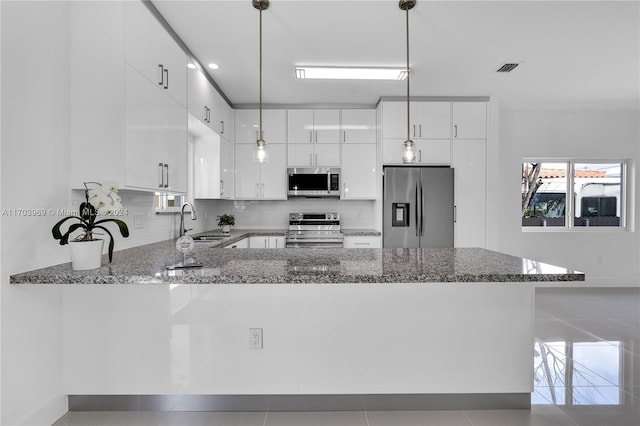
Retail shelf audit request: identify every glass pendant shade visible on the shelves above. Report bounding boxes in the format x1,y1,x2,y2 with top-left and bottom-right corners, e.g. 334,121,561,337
254,138,268,163
402,139,416,164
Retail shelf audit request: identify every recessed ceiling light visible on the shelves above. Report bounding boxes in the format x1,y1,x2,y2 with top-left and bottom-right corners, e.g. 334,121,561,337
208,63,220,70
295,66,408,80
187,63,197,70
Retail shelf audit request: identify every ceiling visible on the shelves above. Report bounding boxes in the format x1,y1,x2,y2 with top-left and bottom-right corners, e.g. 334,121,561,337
153,0,639,110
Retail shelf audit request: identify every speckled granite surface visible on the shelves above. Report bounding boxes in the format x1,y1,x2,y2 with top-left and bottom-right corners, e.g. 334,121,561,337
11,232,584,284
342,229,381,236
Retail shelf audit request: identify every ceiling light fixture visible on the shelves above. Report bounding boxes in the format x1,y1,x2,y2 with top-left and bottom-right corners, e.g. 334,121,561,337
294,66,408,80
208,63,220,70
400,0,416,164
187,63,197,70
253,0,269,164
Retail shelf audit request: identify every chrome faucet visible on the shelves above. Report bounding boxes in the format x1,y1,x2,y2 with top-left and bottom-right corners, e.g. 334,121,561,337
179,202,197,237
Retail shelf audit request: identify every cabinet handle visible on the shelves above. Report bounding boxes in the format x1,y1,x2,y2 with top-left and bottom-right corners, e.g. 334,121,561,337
264,239,267,248
164,164,169,188
275,239,278,248
158,64,164,86
164,69,169,89
207,107,211,123
454,124,458,138
262,183,265,198
256,183,260,198
309,131,313,143
309,153,313,165
315,130,318,143
343,130,346,143
158,163,164,188
221,121,224,134
418,150,422,163
256,130,259,140
419,124,422,138
343,182,347,198
315,153,317,165
220,180,224,196
412,124,416,138
454,205,457,223
355,243,370,246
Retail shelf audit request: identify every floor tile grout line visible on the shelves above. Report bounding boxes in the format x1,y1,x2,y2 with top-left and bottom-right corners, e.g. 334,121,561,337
363,409,370,426
462,410,474,426
262,410,268,426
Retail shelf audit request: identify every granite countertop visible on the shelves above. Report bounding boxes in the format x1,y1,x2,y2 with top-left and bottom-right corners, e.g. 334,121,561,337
11,232,584,284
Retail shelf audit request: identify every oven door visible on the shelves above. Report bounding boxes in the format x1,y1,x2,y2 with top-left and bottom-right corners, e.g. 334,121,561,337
285,231,344,248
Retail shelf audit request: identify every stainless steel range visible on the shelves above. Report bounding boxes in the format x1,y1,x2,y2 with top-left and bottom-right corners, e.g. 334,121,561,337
285,212,344,248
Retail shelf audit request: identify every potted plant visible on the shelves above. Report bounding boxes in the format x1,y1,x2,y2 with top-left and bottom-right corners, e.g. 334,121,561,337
217,213,235,234
52,181,129,270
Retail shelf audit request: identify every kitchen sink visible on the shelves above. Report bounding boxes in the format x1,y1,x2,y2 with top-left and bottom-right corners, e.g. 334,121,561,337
192,235,228,241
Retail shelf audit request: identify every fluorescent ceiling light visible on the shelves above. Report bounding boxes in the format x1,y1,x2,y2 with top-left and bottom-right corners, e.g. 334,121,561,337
295,66,408,80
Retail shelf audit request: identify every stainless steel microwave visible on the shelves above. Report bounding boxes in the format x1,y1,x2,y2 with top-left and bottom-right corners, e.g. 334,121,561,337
287,167,340,198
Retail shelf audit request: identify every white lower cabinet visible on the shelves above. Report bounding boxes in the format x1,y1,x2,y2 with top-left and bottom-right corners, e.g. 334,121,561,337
225,238,249,248
249,236,285,249
343,235,381,248
452,139,486,248
341,144,376,199
382,138,451,165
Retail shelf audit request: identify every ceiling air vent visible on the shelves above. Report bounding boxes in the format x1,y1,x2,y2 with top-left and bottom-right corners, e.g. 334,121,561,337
496,63,519,73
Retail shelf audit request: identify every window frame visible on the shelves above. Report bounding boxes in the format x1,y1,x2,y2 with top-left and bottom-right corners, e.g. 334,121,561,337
522,159,629,232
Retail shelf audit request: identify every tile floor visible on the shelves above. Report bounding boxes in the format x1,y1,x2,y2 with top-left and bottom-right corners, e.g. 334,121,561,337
54,288,640,426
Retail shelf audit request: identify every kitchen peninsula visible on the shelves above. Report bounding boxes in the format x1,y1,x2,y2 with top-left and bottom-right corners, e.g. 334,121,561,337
11,236,583,411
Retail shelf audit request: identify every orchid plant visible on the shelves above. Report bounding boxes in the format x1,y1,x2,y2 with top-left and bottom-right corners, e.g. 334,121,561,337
52,182,129,263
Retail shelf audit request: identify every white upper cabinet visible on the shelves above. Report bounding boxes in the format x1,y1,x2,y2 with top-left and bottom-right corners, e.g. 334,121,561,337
235,144,286,200
187,64,216,130
288,144,340,167
382,101,451,140
124,0,187,108
452,102,487,139
341,144,377,199
341,109,376,143
235,109,286,143
211,90,234,142
288,109,340,143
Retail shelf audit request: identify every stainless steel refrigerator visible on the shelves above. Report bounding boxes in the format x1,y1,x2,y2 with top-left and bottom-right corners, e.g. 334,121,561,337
383,166,454,248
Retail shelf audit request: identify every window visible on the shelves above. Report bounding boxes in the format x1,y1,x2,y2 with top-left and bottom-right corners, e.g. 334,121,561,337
522,161,626,229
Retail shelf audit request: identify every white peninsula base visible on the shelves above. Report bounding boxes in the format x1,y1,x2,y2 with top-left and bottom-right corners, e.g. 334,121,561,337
61,282,534,410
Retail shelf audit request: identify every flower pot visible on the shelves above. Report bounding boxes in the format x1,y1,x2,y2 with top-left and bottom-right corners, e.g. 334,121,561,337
69,239,104,270
222,225,231,234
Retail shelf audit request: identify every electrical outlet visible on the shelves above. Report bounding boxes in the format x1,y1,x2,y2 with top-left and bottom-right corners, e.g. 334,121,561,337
249,328,263,349
134,214,145,229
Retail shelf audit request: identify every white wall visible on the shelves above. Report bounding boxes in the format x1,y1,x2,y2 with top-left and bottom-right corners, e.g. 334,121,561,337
487,106,640,286
1,2,69,424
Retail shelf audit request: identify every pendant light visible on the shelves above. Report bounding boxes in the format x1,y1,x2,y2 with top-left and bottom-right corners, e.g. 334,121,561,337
400,0,416,164
254,0,269,163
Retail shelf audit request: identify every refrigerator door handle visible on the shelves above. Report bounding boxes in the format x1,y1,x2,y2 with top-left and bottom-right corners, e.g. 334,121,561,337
420,182,425,237
415,183,419,237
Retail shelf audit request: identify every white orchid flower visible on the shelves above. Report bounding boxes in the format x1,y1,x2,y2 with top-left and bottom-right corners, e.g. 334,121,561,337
103,181,119,194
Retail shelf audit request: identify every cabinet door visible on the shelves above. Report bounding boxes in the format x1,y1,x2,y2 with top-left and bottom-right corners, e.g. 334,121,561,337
234,144,261,199
260,144,287,199
187,66,211,125
382,138,405,164
220,139,234,199
414,139,451,165
381,102,406,139
249,236,269,248
314,144,341,167
269,236,285,249
452,102,486,139
342,109,376,143
314,109,340,143
452,139,486,248
235,109,286,143
288,109,314,143
125,65,163,190
287,144,314,167
414,102,451,139
211,90,233,141
193,128,221,199
162,93,188,193
155,23,187,108
124,0,155,84
341,144,376,199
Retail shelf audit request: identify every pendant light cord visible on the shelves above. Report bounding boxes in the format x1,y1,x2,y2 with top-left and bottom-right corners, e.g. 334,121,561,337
259,7,263,140
405,5,410,143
